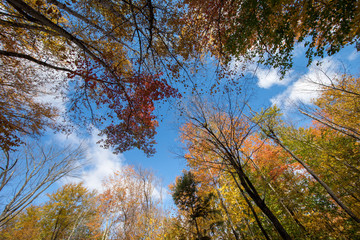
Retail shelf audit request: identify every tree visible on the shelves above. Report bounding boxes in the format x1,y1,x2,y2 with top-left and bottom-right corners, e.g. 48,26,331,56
40,183,100,240
0,183,101,240
300,74,360,141
0,205,42,240
0,65,57,151
0,141,84,226
181,136,242,239
179,94,360,239
98,165,166,239
184,0,360,74
0,0,188,155
180,98,292,239
171,170,219,240
247,133,357,239
256,105,360,224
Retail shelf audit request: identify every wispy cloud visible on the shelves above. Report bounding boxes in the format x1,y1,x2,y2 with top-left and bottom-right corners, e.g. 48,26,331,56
55,129,124,193
256,67,292,89
229,57,293,89
348,49,360,61
271,58,340,108
54,129,173,206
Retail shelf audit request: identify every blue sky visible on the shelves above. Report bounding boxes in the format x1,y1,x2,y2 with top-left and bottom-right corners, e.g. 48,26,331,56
42,44,359,208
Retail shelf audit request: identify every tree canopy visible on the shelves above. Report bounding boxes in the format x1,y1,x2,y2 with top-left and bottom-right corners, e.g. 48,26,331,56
1,0,359,154
0,1,359,239
0,0,188,155
184,0,360,74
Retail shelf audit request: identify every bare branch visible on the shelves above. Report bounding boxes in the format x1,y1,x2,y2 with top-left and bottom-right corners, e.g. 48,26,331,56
0,141,84,226
0,50,73,72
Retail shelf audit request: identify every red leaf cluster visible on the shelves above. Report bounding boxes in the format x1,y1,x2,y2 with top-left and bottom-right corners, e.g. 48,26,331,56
68,58,181,156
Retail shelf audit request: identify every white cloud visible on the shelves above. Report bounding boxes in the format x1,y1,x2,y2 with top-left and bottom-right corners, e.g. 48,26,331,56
56,129,124,193
271,58,340,108
80,135,124,192
348,49,359,61
54,130,171,205
256,67,292,88
228,57,292,89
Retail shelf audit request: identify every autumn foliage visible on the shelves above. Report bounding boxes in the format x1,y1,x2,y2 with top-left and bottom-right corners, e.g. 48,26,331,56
0,0,359,239
172,76,360,239
0,0,184,155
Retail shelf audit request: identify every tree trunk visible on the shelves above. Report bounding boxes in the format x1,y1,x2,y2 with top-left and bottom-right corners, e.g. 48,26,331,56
229,170,271,240
235,167,292,240
272,135,360,223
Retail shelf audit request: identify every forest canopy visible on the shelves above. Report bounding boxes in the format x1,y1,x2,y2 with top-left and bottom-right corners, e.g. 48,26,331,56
0,0,359,239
